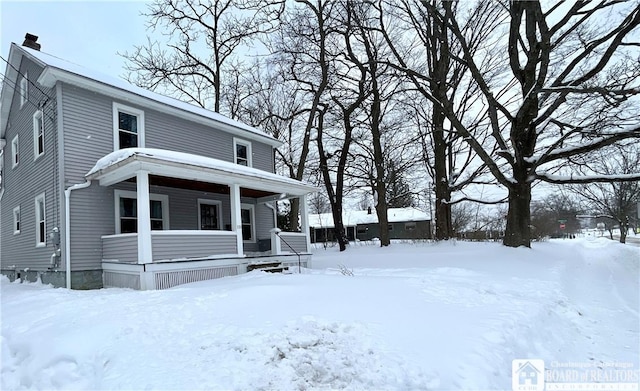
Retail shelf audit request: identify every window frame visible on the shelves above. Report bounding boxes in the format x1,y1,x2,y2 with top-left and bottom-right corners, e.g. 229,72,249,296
13,205,21,235
114,190,169,234
11,135,19,168
240,203,256,243
19,72,28,108
112,102,145,151
197,199,223,230
404,222,417,231
33,110,44,159
233,138,252,167
35,193,46,247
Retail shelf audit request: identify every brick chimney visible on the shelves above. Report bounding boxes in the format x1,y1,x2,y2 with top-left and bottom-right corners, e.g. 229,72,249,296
22,33,41,51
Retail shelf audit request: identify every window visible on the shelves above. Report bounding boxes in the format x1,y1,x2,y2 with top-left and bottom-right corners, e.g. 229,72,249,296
113,103,144,150
198,199,222,230
405,222,416,231
233,138,252,167
11,135,19,168
13,206,21,234
240,204,255,242
19,73,28,108
35,193,46,246
357,226,367,234
114,190,168,234
388,224,394,231
33,111,44,158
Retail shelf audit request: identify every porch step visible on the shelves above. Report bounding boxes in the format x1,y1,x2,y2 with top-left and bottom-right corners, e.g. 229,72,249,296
247,262,289,273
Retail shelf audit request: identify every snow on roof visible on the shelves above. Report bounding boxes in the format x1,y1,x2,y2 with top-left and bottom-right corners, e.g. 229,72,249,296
86,148,316,193
17,45,277,144
309,207,431,228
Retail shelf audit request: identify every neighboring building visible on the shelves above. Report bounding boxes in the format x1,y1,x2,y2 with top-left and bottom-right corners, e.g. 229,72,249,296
309,207,431,243
0,35,316,290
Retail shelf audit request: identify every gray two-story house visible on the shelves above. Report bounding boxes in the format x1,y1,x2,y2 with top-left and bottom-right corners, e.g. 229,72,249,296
0,35,315,290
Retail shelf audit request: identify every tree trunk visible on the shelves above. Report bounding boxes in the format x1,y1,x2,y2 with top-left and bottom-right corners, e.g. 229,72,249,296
433,110,452,240
503,181,532,248
619,219,628,244
374,182,390,247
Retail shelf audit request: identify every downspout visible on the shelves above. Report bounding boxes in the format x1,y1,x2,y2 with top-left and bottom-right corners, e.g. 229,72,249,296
64,180,91,289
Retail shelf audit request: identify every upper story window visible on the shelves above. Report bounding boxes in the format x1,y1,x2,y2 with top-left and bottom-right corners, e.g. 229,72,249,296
35,193,46,246
11,135,19,168
33,111,44,159
114,190,169,234
113,102,144,150
13,206,21,235
233,138,252,167
19,73,28,108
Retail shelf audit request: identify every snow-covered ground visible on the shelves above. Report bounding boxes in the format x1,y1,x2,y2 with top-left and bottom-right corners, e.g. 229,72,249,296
1,238,638,390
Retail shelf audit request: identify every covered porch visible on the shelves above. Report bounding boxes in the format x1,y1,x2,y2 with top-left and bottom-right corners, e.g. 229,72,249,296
86,149,316,290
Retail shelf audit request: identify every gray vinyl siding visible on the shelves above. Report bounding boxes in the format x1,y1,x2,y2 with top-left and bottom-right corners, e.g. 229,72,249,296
278,233,308,253
152,234,237,261
255,203,275,241
102,235,137,263
0,56,60,271
59,84,277,270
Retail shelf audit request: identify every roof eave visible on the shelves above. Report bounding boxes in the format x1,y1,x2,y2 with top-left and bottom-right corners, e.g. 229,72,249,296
37,67,284,148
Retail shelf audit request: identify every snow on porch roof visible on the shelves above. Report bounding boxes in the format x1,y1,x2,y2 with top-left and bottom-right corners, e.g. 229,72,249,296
309,207,431,228
86,148,317,196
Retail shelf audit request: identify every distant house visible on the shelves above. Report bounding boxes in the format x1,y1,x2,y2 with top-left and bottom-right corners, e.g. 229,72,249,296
0,35,316,290
309,207,431,243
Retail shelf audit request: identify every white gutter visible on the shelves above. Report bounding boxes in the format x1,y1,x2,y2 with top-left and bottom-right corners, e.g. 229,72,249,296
64,180,91,288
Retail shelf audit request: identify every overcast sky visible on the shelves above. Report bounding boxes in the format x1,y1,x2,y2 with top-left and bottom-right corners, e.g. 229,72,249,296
1,1,151,78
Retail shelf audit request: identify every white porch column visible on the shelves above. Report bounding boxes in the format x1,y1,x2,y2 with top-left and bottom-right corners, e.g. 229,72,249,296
137,170,153,264
299,194,311,252
229,184,244,256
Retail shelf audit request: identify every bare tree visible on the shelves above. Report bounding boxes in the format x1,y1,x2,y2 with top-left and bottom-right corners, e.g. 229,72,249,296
266,0,336,230
121,0,283,114
383,0,640,247
380,0,505,241
569,144,640,243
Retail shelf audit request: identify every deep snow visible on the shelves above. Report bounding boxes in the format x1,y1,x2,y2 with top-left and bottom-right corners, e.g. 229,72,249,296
1,237,638,390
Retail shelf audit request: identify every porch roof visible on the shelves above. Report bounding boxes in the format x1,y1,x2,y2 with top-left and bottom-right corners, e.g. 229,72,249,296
86,148,317,197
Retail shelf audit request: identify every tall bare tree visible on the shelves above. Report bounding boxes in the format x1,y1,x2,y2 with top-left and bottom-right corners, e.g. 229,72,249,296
121,0,283,113
384,0,640,247
381,0,505,240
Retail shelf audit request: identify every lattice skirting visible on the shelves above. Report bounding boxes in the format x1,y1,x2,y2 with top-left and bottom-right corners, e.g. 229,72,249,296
154,266,238,290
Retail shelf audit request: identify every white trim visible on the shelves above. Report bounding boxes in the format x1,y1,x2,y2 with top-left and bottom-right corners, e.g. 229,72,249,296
114,189,169,234
33,110,44,160
241,203,256,243
19,72,28,108
11,135,19,168
13,205,21,234
35,192,46,247
112,102,145,150
149,230,237,237
229,184,243,256
233,138,252,167
197,199,223,230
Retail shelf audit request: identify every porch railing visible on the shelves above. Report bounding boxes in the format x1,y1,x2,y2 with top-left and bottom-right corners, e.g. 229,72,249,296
102,230,239,263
